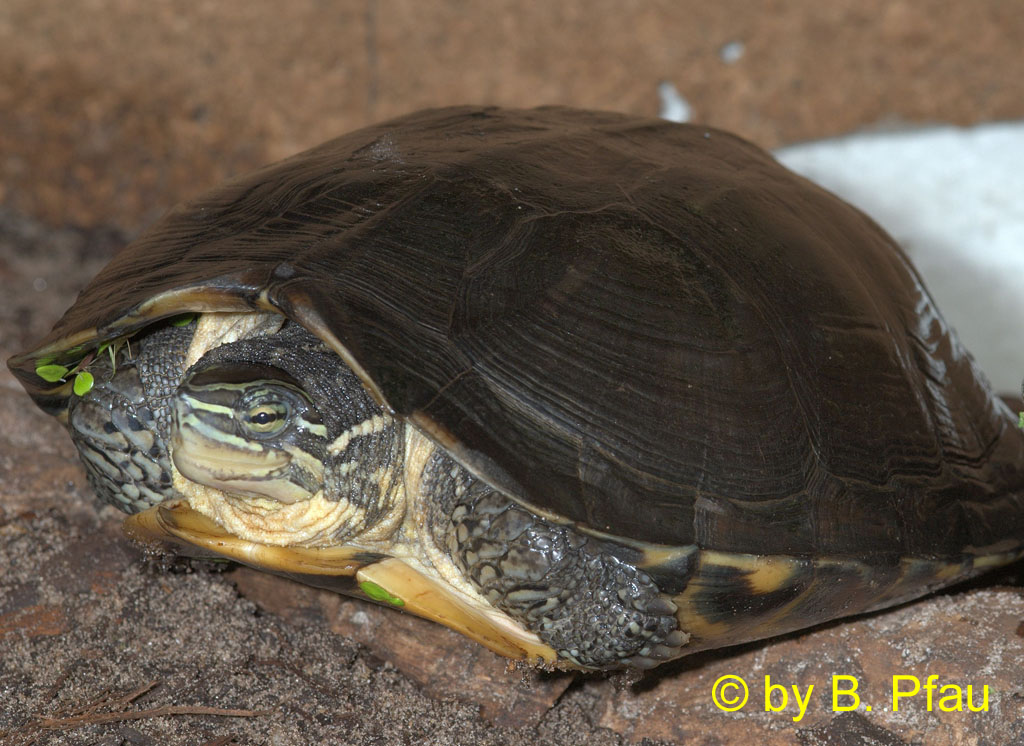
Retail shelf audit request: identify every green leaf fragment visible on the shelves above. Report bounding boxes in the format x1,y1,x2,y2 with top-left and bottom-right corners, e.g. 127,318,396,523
1019,411,1024,430
170,313,197,327
36,364,69,382
359,580,405,606
73,371,95,396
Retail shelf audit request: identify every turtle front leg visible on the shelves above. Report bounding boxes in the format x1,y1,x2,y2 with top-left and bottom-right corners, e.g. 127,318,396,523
424,452,688,669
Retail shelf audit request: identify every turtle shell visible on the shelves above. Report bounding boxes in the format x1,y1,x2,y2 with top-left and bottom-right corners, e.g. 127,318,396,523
10,105,1024,564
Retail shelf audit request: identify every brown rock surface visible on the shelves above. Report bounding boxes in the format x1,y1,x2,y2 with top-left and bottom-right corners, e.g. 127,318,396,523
3,2,1024,743
229,568,577,727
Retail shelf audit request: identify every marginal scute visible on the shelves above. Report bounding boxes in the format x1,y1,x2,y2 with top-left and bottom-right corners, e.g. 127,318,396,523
670,548,1024,653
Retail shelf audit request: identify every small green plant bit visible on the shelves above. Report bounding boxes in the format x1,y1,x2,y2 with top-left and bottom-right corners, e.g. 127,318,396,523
34,363,97,396
35,352,98,395
97,334,132,373
35,363,69,382
73,371,95,396
359,580,405,606
34,333,131,397
98,340,115,367
32,314,199,397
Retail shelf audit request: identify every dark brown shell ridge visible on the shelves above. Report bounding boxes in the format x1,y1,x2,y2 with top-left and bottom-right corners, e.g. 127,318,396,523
10,106,1024,560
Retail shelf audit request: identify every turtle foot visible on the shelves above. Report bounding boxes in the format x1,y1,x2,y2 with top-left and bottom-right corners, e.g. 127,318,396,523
428,461,686,669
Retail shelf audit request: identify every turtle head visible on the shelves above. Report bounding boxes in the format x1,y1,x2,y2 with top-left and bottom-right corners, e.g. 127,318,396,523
171,363,330,504
164,319,407,548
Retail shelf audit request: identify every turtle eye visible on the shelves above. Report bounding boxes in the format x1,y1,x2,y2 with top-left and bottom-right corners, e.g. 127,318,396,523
244,401,290,434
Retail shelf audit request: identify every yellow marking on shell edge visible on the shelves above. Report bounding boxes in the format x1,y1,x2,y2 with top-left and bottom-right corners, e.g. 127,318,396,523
357,558,558,664
671,547,1024,655
133,287,262,321
640,545,698,567
744,558,798,594
929,561,970,582
971,550,1023,570
124,501,559,665
26,287,258,369
124,500,364,575
672,549,827,643
13,293,260,416
698,549,801,594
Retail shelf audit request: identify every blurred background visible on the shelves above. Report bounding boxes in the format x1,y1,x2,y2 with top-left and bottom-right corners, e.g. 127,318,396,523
2,0,1021,233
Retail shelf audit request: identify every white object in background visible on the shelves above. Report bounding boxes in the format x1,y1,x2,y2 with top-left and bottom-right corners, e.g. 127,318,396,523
776,123,1024,393
658,82,692,124
719,40,745,64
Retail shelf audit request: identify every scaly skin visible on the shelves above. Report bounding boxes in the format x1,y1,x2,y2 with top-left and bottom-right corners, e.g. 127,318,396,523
423,447,686,668
66,321,195,512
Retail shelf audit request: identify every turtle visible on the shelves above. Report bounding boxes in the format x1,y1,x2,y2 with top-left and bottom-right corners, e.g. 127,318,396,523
9,105,1024,671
